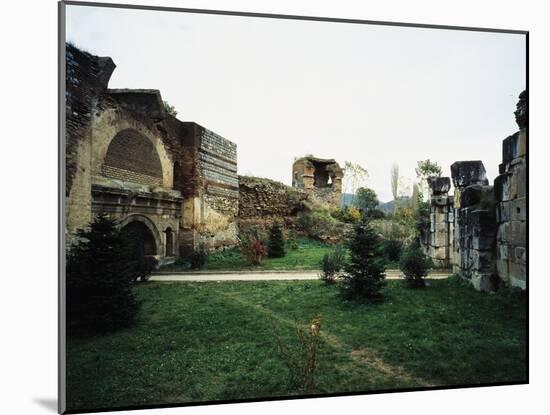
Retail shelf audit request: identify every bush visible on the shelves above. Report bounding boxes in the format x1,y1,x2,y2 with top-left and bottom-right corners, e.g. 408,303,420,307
341,219,386,301
331,207,361,223
134,256,158,282
399,245,432,288
319,245,346,285
275,314,323,394
190,243,208,269
298,208,345,242
66,214,141,332
268,223,286,258
240,231,267,265
383,239,403,262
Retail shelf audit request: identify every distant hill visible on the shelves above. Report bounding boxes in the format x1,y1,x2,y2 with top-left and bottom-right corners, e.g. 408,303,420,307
378,196,411,214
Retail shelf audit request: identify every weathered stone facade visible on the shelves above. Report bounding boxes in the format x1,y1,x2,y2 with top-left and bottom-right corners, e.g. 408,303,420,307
292,157,343,207
494,91,527,289
65,44,239,263
238,176,310,236
424,91,527,292
450,161,498,291
427,177,453,268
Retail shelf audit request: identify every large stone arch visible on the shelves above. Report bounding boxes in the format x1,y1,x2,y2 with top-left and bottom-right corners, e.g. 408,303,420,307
89,109,174,188
119,214,163,257
103,129,163,186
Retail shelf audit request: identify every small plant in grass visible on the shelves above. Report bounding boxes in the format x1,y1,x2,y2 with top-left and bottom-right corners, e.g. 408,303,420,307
319,245,346,285
399,245,432,288
268,223,286,258
240,230,267,265
190,243,208,269
275,314,323,394
341,219,386,301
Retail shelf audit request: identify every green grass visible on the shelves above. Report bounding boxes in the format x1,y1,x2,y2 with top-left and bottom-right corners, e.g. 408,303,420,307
66,278,527,412
162,238,334,271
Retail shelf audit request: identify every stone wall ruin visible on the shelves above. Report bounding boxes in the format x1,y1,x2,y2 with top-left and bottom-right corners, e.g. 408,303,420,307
424,91,527,291
292,157,343,207
65,44,239,264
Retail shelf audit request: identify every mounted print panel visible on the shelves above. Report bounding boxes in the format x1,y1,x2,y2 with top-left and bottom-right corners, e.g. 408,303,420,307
59,1,528,413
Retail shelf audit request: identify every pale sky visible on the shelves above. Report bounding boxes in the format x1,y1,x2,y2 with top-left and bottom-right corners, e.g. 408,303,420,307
66,5,526,202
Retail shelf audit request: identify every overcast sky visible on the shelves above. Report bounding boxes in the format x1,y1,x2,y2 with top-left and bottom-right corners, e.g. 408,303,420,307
66,5,526,202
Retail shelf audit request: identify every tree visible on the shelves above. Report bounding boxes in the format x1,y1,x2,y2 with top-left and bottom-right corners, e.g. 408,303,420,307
355,187,380,217
390,162,399,202
268,223,286,258
411,182,421,213
399,244,432,288
343,161,369,204
415,159,442,200
163,100,178,117
66,214,142,332
341,219,387,301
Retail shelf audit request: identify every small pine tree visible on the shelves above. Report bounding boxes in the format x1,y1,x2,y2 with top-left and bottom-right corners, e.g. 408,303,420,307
268,223,286,258
341,219,386,301
66,214,141,332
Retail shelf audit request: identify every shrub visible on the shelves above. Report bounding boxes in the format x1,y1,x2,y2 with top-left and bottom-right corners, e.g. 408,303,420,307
341,219,386,301
298,208,344,241
268,223,286,258
319,245,346,285
289,239,299,250
190,243,208,269
275,314,323,394
383,239,403,262
134,256,158,282
240,231,267,265
66,214,141,332
399,245,432,288
331,207,361,223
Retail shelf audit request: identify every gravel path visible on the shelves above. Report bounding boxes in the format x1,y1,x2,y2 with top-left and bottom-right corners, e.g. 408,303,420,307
150,270,452,282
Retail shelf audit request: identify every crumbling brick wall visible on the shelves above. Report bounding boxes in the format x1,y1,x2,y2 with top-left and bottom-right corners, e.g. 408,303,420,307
238,176,309,236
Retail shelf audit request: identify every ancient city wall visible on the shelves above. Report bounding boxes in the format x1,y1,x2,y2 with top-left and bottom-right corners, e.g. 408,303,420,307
196,126,239,251
494,91,527,289
425,91,527,291
238,176,309,236
65,43,240,261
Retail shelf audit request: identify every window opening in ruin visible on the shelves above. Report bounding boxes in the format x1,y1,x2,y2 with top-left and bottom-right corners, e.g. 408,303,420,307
313,163,331,188
165,227,174,256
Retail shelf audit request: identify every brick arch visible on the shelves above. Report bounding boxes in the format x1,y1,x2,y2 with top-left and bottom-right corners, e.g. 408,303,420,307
102,128,163,186
119,214,162,256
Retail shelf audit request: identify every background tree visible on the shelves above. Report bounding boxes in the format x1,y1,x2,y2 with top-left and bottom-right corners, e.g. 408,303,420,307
341,220,386,301
268,223,286,258
415,159,442,200
354,187,380,217
343,161,369,204
66,214,141,332
390,162,399,203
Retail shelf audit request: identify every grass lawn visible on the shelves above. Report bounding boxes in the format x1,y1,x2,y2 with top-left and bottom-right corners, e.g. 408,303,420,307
160,237,402,272
66,278,527,412
161,237,335,271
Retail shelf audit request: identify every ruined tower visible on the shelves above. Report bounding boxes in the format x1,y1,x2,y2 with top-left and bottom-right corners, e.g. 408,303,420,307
292,156,343,207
